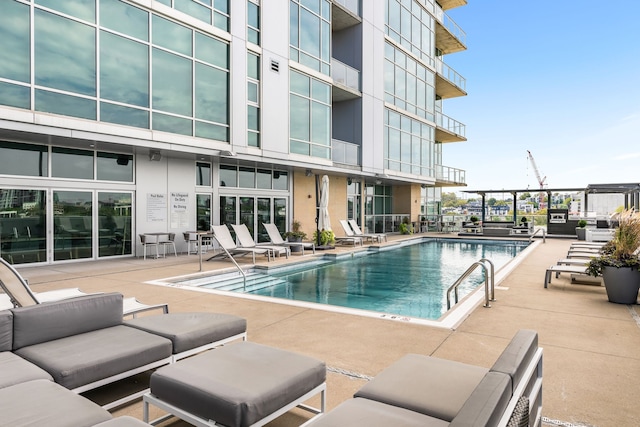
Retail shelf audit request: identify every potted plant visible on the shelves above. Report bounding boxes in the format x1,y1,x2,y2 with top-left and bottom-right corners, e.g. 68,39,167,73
586,210,640,304
313,229,335,247
399,217,413,235
519,216,529,229
469,215,479,225
284,220,307,243
576,219,588,241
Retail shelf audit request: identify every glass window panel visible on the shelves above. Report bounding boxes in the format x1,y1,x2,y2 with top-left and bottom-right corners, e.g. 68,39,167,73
220,196,236,226
290,95,310,141
248,28,259,45
299,9,320,58
219,165,237,187
401,132,411,163
248,105,259,131
197,194,211,230
289,3,299,48
195,32,228,69
213,11,229,32
97,152,133,182
36,0,95,22
195,121,228,141
54,190,93,261
311,79,330,103
300,52,320,71
248,2,259,28
321,20,330,62
273,171,288,190
311,103,329,145
196,162,211,186
175,0,211,24
247,132,259,147
247,82,258,103
0,189,46,265
100,31,149,107
256,198,271,242
152,15,192,56
153,113,192,135
273,197,287,231
0,141,48,177
0,1,30,83
35,10,96,96
52,147,94,179
98,191,132,257
100,0,148,41
301,0,320,14
238,167,255,188
152,48,192,116
239,197,255,237
290,71,309,96
0,82,30,110
214,0,228,14
321,0,330,19
100,102,149,129
35,90,96,120
247,53,259,80
290,140,309,155
256,169,271,189
311,145,329,159
195,63,228,123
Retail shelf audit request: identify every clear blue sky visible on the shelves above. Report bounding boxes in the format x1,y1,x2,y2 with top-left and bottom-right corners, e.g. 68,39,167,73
442,1,640,195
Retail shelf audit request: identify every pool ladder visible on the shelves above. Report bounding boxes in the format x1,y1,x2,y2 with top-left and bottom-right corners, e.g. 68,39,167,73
446,258,495,310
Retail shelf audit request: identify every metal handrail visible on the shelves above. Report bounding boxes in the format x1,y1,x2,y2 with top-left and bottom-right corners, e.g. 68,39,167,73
446,258,495,310
529,228,546,243
205,234,247,291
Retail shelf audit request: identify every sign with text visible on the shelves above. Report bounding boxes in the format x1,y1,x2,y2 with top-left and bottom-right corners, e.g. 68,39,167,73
147,193,167,222
170,192,189,228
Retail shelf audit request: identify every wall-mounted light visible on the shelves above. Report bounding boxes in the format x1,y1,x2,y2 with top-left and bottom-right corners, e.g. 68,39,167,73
218,150,236,157
149,150,161,161
375,179,382,185
305,169,313,177
347,177,353,185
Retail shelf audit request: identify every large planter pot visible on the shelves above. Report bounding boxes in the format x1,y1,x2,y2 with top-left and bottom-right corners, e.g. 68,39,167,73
601,266,640,304
576,227,587,241
287,236,303,252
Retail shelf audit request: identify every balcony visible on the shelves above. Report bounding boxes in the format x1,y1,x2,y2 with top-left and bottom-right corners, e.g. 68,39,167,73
437,0,467,11
435,112,466,143
332,0,360,31
332,139,360,166
332,59,361,102
435,57,466,99
435,165,466,186
434,5,466,54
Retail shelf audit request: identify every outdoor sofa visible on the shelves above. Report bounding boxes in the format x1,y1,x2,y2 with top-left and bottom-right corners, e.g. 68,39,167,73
302,329,543,427
0,292,247,424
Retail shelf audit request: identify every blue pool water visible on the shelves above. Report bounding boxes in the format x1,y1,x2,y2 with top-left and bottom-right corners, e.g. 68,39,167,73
206,239,528,320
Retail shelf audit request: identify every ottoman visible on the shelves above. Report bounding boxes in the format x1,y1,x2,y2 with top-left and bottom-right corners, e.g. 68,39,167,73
143,342,326,427
125,312,247,361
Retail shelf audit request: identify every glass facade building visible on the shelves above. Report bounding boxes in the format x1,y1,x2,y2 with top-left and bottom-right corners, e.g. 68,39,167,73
0,0,467,265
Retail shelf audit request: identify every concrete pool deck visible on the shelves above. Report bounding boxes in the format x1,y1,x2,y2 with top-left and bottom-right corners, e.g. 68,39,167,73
15,234,640,426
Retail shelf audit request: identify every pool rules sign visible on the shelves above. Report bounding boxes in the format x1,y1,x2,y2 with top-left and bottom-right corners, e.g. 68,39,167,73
170,192,189,229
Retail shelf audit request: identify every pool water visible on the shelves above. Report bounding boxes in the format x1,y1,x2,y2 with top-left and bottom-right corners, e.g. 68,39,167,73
225,239,528,320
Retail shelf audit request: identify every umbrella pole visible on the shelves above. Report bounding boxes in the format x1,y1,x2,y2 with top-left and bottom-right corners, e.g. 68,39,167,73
315,174,321,246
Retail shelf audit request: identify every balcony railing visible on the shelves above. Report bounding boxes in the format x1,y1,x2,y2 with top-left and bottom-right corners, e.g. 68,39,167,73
333,0,359,16
436,165,466,185
435,58,466,92
332,139,360,166
436,112,466,137
434,5,467,47
331,59,361,92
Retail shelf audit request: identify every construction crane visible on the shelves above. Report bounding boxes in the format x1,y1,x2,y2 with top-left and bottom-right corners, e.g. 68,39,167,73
526,150,547,209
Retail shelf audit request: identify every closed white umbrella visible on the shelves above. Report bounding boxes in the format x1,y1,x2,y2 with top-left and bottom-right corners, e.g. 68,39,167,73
318,175,331,231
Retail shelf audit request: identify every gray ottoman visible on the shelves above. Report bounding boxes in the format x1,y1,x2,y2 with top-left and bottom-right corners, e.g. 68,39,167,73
125,312,247,361
143,342,326,427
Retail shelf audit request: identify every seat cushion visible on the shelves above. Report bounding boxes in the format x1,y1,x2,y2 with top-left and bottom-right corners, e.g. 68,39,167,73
0,351,53,389
150,341,326,427
0,379,112,427
126,312,246,354
490,330,538,394
355,354,488,422
0,309,12,352
93,416,151,427
15,325,172,389
305,398,449,427
449,371,512,427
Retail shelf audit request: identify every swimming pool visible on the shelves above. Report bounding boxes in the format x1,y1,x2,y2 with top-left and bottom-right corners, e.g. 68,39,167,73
184,238,530,322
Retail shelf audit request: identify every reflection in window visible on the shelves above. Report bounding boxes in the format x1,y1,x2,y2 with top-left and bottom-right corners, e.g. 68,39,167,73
247,0,260,45
175,0,211,25
273,171,288,190
219,164,237,187
0,142,48,177
97,152,133,182
152,49,192,116
98,191,132,257
36,89,97,121
247,52,260,147
196,194,211,230
100,31,149,107
289,70,331,158
51,147,94,179
0,189,46,265
152,15,192,56
153,112,193,136
239,167,255,188
36,0,95,22
100,102,149,129
100,0,148,41
256,169,271,189
0,82,30,110
289,0,331,74
195,63,228,124
35,9,96,96
0,1,30,83
196,162,212,186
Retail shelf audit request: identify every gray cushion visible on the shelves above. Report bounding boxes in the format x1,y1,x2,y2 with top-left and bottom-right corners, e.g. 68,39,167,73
11,293,123,349
0,379,112,427
354,354,488,421
449,372,512,427
15,325,172,389
306,398,449,427
0,351,53,389
150,341,326,427
490,330,538,394
0,309,12,351
93,416,151,427
126,312,246,354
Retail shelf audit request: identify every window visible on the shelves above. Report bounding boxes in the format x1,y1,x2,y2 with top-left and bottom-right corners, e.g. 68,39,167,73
247,52,260,147
196,162,212,186
289,0,331,75
97,153,133,182
0,141,48,177
385,0,435,66
289,70,331,159
219,164,288,190
247,0,260,45
384,109,434,177
51,147,94,180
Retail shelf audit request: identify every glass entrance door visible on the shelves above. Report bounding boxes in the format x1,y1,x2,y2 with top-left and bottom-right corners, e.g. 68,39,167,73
98,192,132,257
53,190,92,261
0,189,46,265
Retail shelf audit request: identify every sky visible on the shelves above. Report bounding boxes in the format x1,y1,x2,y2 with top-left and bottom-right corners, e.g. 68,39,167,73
441,1,640,195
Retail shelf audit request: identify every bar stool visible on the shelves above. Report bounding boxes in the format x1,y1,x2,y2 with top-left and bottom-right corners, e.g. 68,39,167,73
159,233,177,257
139,234,159,260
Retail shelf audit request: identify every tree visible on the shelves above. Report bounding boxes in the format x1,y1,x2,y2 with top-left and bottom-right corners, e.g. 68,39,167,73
487,197,497,206
519,192,531,200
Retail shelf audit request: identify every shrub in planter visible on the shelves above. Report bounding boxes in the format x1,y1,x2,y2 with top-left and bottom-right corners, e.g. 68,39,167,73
284,220,307,242
313,229,335,246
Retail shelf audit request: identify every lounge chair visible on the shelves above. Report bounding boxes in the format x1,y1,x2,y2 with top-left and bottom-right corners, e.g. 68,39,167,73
232,223,289,259
209,224,271,263
544,265,591,287
348,219,387,243
336,220,363,246
262,223,315,255
0,257,168,317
